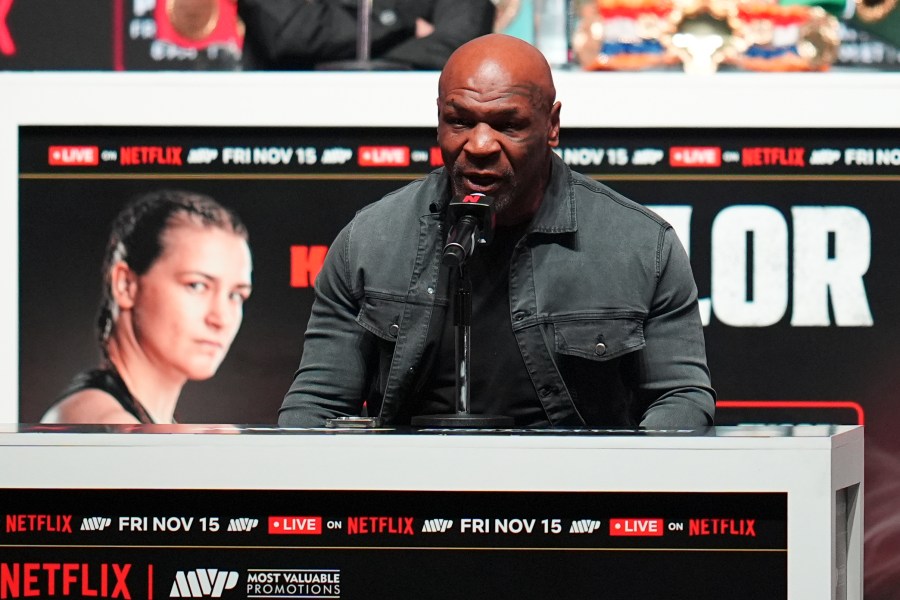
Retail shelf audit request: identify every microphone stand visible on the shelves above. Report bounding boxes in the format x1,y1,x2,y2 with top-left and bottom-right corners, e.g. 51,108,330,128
315,0,411,71
411,263,514,428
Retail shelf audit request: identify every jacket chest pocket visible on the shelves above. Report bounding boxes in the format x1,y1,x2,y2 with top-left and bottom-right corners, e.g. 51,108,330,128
552,316,646,361
357,295,406,342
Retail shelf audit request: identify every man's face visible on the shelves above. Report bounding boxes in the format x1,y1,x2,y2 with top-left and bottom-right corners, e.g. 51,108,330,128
437,62,560,226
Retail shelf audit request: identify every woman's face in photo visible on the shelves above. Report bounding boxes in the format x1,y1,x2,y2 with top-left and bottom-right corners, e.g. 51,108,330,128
129,223,252,381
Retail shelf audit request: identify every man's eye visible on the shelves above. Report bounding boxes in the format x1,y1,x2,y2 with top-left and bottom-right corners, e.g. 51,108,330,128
187,281,208,292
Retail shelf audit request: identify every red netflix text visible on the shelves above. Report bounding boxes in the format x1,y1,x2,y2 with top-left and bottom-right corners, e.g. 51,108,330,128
689,518,756,536
346,517,414,535
6,514,72,533
0,563,134,599
119,146,183,166
741,147,805,167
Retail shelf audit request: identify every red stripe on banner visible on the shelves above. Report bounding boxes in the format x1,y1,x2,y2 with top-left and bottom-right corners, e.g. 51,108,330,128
0,0,15,56
112,0,124,71
148,564,153,599
716,400,865,425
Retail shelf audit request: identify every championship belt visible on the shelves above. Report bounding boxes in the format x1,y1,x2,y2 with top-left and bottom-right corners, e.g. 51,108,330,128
573,0,680,70
573,0,842,71
728,1,840,71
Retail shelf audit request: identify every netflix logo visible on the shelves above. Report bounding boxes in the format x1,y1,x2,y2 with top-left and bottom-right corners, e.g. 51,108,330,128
741,147,805,167
268,516,323,535
609,518,664,536
6,514,72,533
0,563,138,598
119,146,183,166
358,146,410,167
347,516,414,535
689,518,757,536
48,146,99,166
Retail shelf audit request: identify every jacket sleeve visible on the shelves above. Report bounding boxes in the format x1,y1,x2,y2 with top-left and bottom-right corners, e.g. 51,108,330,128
638,226,716,428
279,221,374,427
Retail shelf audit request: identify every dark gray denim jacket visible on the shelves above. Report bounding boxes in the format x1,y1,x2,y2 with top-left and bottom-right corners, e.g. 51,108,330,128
280,155,715,428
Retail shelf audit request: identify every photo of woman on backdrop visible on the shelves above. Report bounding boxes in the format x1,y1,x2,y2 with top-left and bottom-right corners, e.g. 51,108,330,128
41,189,253,424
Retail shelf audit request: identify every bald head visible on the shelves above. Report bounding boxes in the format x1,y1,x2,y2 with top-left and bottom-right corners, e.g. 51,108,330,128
436,34,562,226
439,34,557,112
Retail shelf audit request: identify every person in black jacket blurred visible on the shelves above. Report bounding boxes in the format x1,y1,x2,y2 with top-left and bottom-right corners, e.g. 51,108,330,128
237,0,496,70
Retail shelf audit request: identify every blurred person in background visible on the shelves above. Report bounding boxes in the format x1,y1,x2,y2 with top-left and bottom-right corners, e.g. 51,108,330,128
41,190,253,425
237,0,496,70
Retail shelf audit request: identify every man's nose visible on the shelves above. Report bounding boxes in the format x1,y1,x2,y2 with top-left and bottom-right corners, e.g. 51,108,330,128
464,123,500,157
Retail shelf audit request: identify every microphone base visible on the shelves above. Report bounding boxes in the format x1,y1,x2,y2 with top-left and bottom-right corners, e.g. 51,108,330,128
410,413,515,428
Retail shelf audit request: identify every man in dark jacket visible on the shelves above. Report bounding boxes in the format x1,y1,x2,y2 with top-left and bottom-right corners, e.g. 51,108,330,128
279,34,716,428
238,0,497,70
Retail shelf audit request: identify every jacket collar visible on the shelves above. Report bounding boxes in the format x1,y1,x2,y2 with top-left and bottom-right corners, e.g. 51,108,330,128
429,153,577,234
528,152,577,235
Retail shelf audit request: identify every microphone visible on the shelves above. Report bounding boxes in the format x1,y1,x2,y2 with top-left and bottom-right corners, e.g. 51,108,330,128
442,194,496,267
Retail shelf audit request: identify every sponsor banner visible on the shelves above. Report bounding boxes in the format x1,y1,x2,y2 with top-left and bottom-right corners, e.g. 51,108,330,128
0,488,786,599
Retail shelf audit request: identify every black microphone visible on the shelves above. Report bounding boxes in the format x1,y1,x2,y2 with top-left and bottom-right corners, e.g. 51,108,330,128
442,194,496,267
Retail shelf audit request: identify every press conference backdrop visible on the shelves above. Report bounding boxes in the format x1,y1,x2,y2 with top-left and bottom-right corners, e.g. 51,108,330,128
17,123,899,427
3,72,899,598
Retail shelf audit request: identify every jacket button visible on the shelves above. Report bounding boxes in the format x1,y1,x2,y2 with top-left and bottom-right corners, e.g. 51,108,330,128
389,323,400,338
513,311,527,321
594,342,607,356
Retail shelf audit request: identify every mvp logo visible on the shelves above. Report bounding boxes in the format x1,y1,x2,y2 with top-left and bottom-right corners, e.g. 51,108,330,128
170,569,238,598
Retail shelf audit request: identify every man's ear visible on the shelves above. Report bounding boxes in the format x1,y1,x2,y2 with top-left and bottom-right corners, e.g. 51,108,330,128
110,261,138,310
548,101,562,148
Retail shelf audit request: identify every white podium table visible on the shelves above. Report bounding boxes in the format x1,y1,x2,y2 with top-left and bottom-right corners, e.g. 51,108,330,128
0,424,862,600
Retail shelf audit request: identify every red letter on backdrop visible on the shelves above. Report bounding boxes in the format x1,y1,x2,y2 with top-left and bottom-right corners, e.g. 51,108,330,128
290,245,328,288
0,0,16,56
